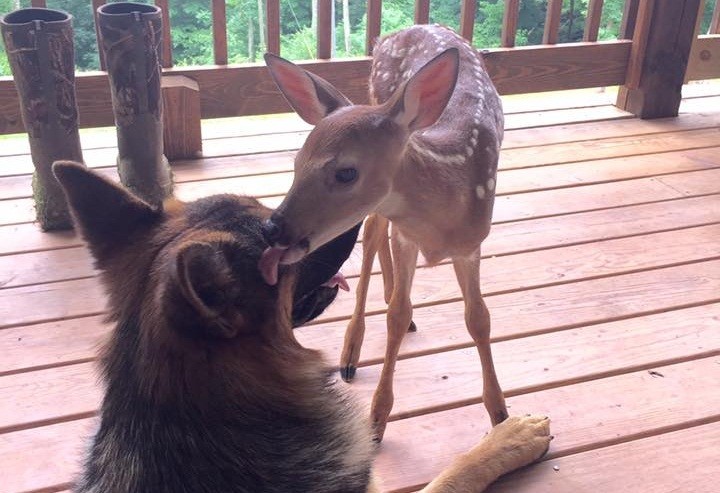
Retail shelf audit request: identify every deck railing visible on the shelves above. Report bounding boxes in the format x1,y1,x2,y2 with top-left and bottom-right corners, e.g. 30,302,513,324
1,0,719,134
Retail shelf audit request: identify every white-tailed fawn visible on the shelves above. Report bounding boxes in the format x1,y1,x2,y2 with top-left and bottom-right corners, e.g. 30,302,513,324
261,25,508,441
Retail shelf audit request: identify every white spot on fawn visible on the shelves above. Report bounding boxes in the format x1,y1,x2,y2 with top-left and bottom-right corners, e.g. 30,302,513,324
487,177,496,191
475,185,486,199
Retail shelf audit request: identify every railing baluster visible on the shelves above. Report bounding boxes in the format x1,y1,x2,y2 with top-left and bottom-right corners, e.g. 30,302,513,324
501,0,520,47
584,0,605,42
211,0,228,65
366,0,382,55
620,0,641,39
316,0,332,59
414,0,430,24
30,0,47,7
155,0,173,68
624,0,654,91
460,0,477,41
543,0,564,44
92,0,107,70
711,0,720,33
266,0,280,55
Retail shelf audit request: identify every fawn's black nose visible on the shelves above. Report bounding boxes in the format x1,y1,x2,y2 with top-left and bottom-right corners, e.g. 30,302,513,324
261,214,284,245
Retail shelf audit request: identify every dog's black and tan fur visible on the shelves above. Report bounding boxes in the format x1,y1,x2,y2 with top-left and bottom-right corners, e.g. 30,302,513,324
55,162,550,493
54,162,373,493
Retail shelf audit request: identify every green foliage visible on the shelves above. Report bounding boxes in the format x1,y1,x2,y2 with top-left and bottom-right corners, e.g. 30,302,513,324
0,0,637,74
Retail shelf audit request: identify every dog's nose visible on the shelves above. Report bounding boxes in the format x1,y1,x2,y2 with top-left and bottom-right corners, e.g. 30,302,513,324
262,214,284,245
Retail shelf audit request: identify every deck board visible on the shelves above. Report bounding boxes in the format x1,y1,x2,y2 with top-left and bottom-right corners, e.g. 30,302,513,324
1,87,719,493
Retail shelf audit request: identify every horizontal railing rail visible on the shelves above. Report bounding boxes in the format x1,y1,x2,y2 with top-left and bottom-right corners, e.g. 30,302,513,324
1,0,718,135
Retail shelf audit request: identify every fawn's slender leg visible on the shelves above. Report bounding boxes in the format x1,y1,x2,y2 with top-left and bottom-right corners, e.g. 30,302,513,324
377,218,393,304
377,219,416,331
340,214,388,382
371,226,418,441
452,251,508,426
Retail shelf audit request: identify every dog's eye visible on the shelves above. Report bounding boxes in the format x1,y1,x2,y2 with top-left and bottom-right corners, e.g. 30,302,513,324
335,168,358,184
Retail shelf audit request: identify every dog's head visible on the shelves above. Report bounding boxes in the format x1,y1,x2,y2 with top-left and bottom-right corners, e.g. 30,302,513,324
53,162,359,340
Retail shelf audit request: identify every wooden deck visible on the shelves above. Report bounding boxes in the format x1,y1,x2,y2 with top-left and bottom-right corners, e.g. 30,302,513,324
1,85,719,493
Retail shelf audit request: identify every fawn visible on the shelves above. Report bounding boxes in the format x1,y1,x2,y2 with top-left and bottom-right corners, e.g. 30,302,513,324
260,25,508,441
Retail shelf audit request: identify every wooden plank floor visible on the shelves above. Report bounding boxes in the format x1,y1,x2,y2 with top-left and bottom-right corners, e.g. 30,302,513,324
1,85,719,492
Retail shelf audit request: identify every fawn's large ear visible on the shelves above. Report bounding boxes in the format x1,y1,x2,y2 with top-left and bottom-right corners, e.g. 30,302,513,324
388,48,459,132
173,241,246,339
52,161,160,263
265,53,352,125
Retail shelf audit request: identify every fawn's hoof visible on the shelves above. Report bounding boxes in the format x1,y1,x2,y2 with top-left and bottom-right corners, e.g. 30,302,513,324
340,365,356,382
408,320,417,332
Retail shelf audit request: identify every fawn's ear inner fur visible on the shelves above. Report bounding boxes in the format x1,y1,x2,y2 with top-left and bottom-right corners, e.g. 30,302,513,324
264,53,352,125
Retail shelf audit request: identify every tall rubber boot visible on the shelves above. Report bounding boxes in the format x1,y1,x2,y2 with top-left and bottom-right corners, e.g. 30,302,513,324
96,2,172,206
1,8,85,231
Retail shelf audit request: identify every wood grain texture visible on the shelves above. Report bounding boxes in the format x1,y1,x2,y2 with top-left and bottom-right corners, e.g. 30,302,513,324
91,0,106,70
2,216,718,332
161,76,203,160
3,155,720,228
0,42,631,135
460,0,477,41
5,251,718,379
619,0,704,118
501,0,520,47
266,0,281,55
686,35,720,80
712,0,720,33
488,421,720,492
620,0,641,39
366,0,382,55
3,300,718,440
3,122,718,202
375,357,720,491
543,0,564,44
583,0,605,42
5,142,719,286
1,100,720,493
414,0,430,24
212,0,228,64
484,41,631,95
14,103,718,251
316,0,332,59
154,0,173,68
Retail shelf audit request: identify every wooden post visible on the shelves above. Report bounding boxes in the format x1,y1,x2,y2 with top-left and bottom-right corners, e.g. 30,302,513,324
502,0,520,48
414,0,430,24
162,76,202,161
366,0,382,55
460,0,477,42
616,0,702,119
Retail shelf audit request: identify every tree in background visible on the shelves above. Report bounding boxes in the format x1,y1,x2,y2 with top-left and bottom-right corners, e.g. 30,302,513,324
4,0,714,73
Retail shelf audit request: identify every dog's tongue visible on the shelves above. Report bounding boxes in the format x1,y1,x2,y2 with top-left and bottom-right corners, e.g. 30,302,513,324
259,246,287,285
323,272,349,291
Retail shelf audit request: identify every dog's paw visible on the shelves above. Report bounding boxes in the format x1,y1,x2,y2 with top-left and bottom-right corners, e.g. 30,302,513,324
483,414,552,473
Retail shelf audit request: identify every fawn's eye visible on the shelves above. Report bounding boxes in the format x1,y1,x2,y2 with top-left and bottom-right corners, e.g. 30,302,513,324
335,167,358,184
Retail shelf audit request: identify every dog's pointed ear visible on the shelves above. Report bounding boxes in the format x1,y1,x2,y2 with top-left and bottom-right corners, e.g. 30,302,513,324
173,241,246,339
264,53,352,125
53,161,161,263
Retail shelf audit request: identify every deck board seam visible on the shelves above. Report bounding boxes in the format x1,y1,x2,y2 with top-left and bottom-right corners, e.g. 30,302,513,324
4,219,720,291
385,348,720,423
3,252,715,331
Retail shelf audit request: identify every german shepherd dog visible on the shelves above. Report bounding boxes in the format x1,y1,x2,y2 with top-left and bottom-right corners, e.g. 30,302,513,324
54,161,550,493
